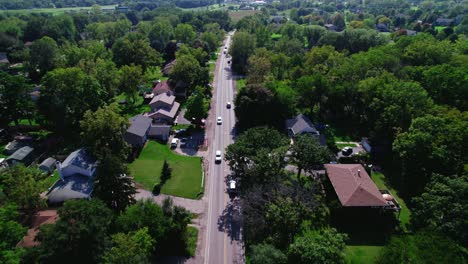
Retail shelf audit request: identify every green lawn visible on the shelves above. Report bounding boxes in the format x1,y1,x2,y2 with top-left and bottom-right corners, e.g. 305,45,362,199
346,245,383,264
236,78,246,92
129,141,203,199
186,226,198,257
271,33,282,40
41,170,59,191
0,142,7,158
371,172,411,230
336,143,358,149
435,26,447,32
115,93,151,119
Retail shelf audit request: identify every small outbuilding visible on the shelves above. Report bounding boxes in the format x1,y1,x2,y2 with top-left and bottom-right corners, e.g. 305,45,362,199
38,157,56,174
5,146,34,166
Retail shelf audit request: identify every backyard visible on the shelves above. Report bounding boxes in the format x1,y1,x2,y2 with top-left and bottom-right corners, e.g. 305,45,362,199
344,171,412,263
129,141,203,199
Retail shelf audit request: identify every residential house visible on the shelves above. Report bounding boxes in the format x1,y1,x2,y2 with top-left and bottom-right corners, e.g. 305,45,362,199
152,80,174,96
38,157,56,174
286,114,326,145
376,23,390,32
125,115,152,148
149,124,172,141
147,92,180,124
324,164,400,211
0,52,9,65
46,149,97,204
324,24,337,32
5,146,34,166
162,60,176,76
435,17,454,27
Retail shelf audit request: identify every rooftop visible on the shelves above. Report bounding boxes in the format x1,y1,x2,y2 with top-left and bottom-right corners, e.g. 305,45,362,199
149,92,176,106
127,115,152,137
61,148,96,172
47,174,94,204
324,164,387,207
286,114,319,135
6,146,34,161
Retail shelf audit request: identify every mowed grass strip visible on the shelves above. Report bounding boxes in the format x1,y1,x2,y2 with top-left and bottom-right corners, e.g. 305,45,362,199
371,171,411,230
346,245,383,264
129,141,203,199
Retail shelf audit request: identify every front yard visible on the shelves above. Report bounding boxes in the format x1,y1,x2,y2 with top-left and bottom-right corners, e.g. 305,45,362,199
129,141,203,199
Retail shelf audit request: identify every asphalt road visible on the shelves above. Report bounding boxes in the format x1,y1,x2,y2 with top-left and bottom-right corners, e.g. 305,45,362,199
203,33,243,264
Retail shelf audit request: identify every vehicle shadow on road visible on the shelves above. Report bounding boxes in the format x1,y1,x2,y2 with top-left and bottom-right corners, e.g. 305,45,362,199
217,198,242,242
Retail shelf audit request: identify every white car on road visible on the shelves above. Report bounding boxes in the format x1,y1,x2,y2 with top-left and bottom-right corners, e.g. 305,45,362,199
215,150,222,163
217,116,222,125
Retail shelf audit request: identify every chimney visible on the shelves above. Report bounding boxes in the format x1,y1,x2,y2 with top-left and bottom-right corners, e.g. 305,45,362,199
56,161,64,181
357,169,361,177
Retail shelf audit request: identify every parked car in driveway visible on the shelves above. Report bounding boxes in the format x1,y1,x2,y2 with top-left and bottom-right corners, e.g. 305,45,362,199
170,138,179,148
341,147,353,156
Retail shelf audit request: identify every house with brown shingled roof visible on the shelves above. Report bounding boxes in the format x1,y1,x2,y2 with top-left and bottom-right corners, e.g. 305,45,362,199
324,164,400,211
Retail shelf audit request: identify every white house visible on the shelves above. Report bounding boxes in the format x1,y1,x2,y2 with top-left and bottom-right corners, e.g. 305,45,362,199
58,148,97,178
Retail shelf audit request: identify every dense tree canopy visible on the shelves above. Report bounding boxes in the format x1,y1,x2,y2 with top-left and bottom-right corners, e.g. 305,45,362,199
38,67,105,135
36,199,113,264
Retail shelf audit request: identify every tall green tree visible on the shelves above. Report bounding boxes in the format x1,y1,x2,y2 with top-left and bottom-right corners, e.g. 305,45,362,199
116,200,170,251
0,166,46,218
287,228,347,264
0,204,26,264
149,20,174,51
101,228,154,264
229,31,256,74
411,174,468,245
80,104,130,160
93,155,136,213
169,54,207,89
174,24,196,45
0,71,34,126
393,114,467,197
27,36,60,81
118,64,143,104
184,87,209,123
112,32,160,70
290,135,331,178
36,199,113,264
250,243,287,264
38,67,105,135
376,232,466,264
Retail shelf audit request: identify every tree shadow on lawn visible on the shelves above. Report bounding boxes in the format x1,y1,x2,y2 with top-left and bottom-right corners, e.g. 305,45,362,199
330,208,399,246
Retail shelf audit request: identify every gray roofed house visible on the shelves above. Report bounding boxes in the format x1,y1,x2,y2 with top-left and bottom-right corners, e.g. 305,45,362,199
125,115,152,148
0,52,9,64
149,124,171,141
286,114,319,136
46,149,97,204
286,114,326,145
60,148,97,178
435,17,454,26
47,174,94,204
148,92,180,124
6,146,34,166
38,157,56,174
